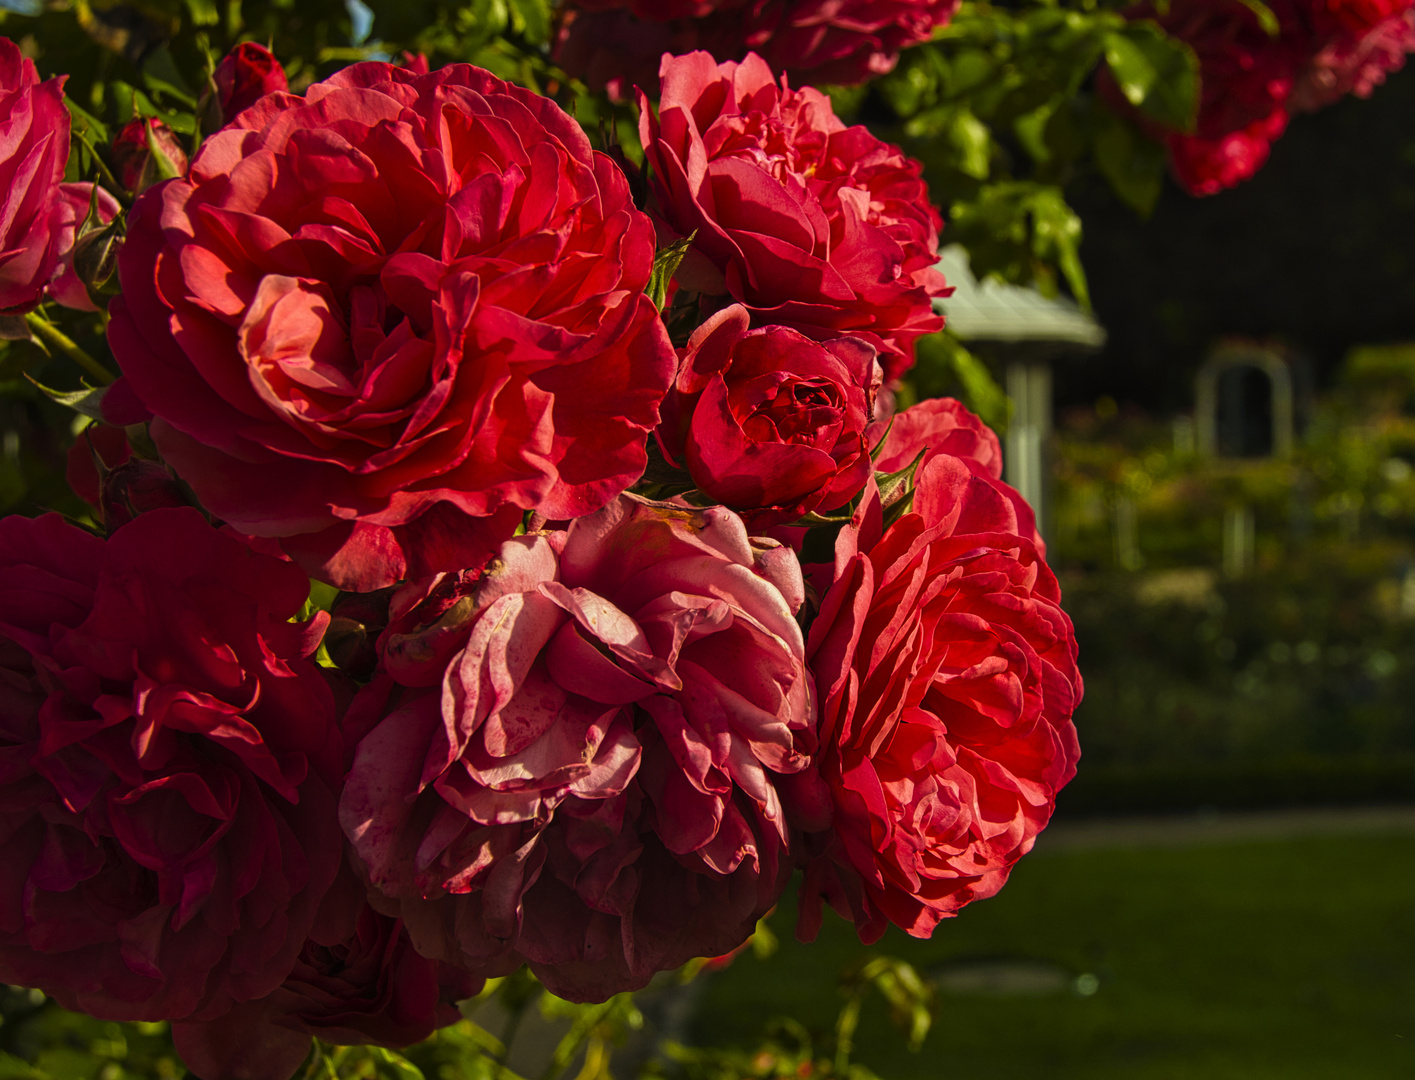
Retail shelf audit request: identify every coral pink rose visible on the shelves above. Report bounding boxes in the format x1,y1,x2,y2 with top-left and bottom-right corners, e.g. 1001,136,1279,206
340,496,815,1001
211,42,289,124
640,51,948,382
172,860,480,1080
109,61,675,591
799,401,1080,943
0,508,343,1023
0,36,72,312
657,304,881,527
558,0,959,97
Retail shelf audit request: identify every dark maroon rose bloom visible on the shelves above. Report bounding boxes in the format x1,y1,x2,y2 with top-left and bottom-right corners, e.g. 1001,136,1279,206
799,401,1080,944
658,304,882,527
557,0,959,97
0,509,343,1023
640,52,948,382
0,36,72,312
172,860,480,1080
212,42,289,124
340,497,815,1001
108,61,675,591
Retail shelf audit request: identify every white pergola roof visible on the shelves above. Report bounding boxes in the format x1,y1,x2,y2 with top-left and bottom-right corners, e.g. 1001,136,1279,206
933,244,1107,349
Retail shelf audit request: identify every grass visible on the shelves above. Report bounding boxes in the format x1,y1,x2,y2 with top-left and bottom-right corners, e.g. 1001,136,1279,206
690,832,1415,1079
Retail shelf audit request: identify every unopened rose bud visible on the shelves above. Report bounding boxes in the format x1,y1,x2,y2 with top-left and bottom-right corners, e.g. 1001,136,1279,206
325,587,396,680
111,117,188,194
211,42,288,125
100,458,189,530
70,215,124,297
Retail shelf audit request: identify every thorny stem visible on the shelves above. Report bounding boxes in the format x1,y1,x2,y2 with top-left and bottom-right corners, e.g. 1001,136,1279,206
24,311,116,385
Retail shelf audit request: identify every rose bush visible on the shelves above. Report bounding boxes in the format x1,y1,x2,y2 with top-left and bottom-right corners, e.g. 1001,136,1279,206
640,51,948,382
0,508,343,1023
109,60,675,591
799,400,1080,943
657,304,882,526
0,36,72,312
557,0,959,97
340,496,815,1000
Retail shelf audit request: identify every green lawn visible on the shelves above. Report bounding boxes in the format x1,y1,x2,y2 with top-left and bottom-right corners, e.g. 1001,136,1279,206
691,833,1415,1079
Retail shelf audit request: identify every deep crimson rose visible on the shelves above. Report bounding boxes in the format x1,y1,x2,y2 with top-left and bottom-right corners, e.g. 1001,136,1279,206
172,860,480,1080
111,117,189,194
0,508,343,1023
50,182,122,312
1293,3,1415,109
340,496,815,1001
0,36,72,312
557,0,959,98
212,42,289,124
1110,0,1414,195
109,61,676,591
641,52,948,382
799,401,1080,943
657,304,881,526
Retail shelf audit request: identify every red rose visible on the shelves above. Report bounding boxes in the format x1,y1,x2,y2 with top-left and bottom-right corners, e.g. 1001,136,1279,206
640,51,948,382
109,61,675,591
49,183,122,312
658,304,881,526
0,37,71,312
557,0,958,97
171,861,479,1080
111,117,189,194
340,496,815,1001
211,42,289,124
0,508,343,1023
1293,4,1415,109
799,401,1080,943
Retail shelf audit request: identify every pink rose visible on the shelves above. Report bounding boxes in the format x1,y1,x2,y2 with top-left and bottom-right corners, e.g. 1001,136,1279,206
658,304,881,527
0,508,343,1023
211,42,289,124
0,36,71,312
340,496,815,1001
799,401,1080,943
172,861,479,1080
109,61,675,591
640,51,948,382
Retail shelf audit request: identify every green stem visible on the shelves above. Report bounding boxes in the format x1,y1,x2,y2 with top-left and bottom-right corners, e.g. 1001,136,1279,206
24,311,116,385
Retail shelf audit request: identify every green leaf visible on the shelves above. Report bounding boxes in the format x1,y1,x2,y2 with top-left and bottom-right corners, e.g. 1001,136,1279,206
26,377,109,422
1236,0,1281,35
647,233,695,312
950,107,992,180
1092,106,1167,217
1103,23,1198,132
184,0,221,25
142,47,197,106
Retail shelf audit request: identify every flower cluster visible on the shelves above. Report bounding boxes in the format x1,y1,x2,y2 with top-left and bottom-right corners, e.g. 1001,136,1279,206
555,0,960,98
0,36,1079,1080
1109,0,1415,194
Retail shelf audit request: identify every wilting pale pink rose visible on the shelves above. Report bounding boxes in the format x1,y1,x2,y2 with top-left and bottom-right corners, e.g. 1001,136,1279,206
340,496,816,1001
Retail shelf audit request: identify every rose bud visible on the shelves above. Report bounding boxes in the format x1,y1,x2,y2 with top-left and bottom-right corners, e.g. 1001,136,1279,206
100,456,190,530
54,183,123,310
211,41,289,124
659,304,882,528
324,587,398,682
111,116,188,194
